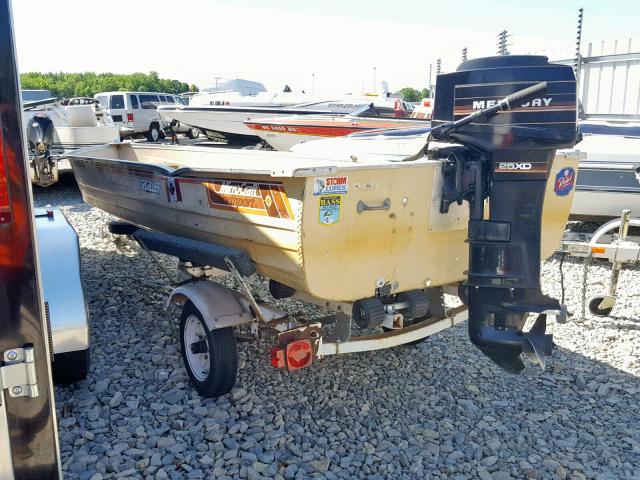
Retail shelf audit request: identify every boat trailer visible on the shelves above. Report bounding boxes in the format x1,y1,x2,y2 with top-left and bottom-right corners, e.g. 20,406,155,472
559,209,640,317
110,223,468,397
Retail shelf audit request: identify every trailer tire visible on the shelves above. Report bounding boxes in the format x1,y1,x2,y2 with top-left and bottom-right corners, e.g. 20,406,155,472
179,301,238,398
588,296,613,317
52,349,90,384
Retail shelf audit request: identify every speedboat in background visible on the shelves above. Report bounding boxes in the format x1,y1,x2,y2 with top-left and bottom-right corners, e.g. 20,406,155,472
157,82,407,144
245,101,426,151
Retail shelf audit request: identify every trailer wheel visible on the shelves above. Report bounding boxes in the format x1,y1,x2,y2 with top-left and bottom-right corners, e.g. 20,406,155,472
52,349,90,384
588,296,613,317
179,301,238,397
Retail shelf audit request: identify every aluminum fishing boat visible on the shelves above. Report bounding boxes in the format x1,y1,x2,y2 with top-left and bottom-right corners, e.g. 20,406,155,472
69,56,583,395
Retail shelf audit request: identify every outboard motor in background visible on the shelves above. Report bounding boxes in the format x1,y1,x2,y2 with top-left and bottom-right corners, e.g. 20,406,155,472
26,113,58,187
430,55,580,373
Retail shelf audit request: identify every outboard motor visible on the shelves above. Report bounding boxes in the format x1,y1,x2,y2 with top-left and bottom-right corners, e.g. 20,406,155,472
26,114,58,187
430,56,579,373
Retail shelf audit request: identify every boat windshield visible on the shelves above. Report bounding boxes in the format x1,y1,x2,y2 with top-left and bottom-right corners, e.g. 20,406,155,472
350,102,409,119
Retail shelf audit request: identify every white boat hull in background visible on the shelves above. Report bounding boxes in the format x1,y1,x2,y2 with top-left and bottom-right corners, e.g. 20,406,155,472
159,108,295,139
53,125,120,150
570,134,640,219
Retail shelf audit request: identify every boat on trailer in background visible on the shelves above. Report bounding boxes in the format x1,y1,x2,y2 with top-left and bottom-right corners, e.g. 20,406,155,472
69,55,582,397
157,84,410,145
244,101,427,151
23,96,120,186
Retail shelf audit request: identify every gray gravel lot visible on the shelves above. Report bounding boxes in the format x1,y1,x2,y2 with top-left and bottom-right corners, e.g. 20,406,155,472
35,172,639,480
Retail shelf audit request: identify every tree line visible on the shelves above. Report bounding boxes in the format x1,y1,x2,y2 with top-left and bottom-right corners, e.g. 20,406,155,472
399,87,431,102
20,71,196,98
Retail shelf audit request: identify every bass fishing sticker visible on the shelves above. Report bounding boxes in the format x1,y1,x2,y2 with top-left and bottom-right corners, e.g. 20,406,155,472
554,167,575,196
313,176,348,196
319,195,341,225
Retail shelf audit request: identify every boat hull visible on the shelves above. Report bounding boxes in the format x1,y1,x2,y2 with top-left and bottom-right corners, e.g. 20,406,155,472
570,135,640,219
246,116,430,151
69,143,579,302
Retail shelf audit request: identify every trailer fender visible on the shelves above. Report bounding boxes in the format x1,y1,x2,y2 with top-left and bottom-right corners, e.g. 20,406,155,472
167,281,252,331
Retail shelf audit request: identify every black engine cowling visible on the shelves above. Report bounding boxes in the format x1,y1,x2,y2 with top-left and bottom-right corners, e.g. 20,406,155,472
431,55,579,373
26,114,55,153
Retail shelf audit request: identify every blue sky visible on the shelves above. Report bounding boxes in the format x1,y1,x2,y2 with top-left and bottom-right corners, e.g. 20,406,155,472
13,0,640,94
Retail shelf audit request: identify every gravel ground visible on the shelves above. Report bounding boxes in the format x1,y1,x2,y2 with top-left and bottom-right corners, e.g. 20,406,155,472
35,173,639,480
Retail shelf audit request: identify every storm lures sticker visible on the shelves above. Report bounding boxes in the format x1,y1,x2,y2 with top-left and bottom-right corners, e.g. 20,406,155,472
554,167,575,196
313,176,348,196
319,195,341,225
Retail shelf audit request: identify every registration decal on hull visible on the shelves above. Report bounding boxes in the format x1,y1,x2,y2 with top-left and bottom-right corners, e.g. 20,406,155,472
319,195,341,225
205,179,294,219
105,170,162,196
166,178,182,203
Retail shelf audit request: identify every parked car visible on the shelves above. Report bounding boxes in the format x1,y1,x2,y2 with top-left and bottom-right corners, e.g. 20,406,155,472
95,91,199,141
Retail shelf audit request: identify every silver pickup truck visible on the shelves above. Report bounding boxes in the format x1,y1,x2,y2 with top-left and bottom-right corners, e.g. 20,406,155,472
35,206,90,384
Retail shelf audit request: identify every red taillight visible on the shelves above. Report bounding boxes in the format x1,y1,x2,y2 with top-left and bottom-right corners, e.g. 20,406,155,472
127,113,134,122
270,346,286,369
0,130,11,225
285,339,313,371
271,339,314,370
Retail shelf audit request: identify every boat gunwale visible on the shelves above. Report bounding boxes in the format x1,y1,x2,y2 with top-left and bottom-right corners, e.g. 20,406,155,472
68,143,586,179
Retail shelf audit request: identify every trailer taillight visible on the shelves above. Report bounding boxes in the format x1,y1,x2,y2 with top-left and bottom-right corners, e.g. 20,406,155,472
270,339,314,371
286,339,313,370
0,130,11,224
270,346,286,369
127,113,134,122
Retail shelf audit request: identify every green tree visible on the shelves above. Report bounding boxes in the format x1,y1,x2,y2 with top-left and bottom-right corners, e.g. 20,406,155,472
20,71,191,98
399,87,431,102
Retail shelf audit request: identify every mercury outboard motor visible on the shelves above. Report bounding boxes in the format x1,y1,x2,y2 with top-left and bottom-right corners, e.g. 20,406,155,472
26,113,58,187
430,56,579,373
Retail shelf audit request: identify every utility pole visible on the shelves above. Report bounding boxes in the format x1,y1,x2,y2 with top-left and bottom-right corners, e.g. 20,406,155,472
436,58,442,75
497,30,511,55
461,47,468,63
574,8,584,85
428,63,432,98
312,73,315,95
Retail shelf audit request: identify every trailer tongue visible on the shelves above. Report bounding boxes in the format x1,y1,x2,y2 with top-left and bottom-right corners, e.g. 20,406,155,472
430,55,580,372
